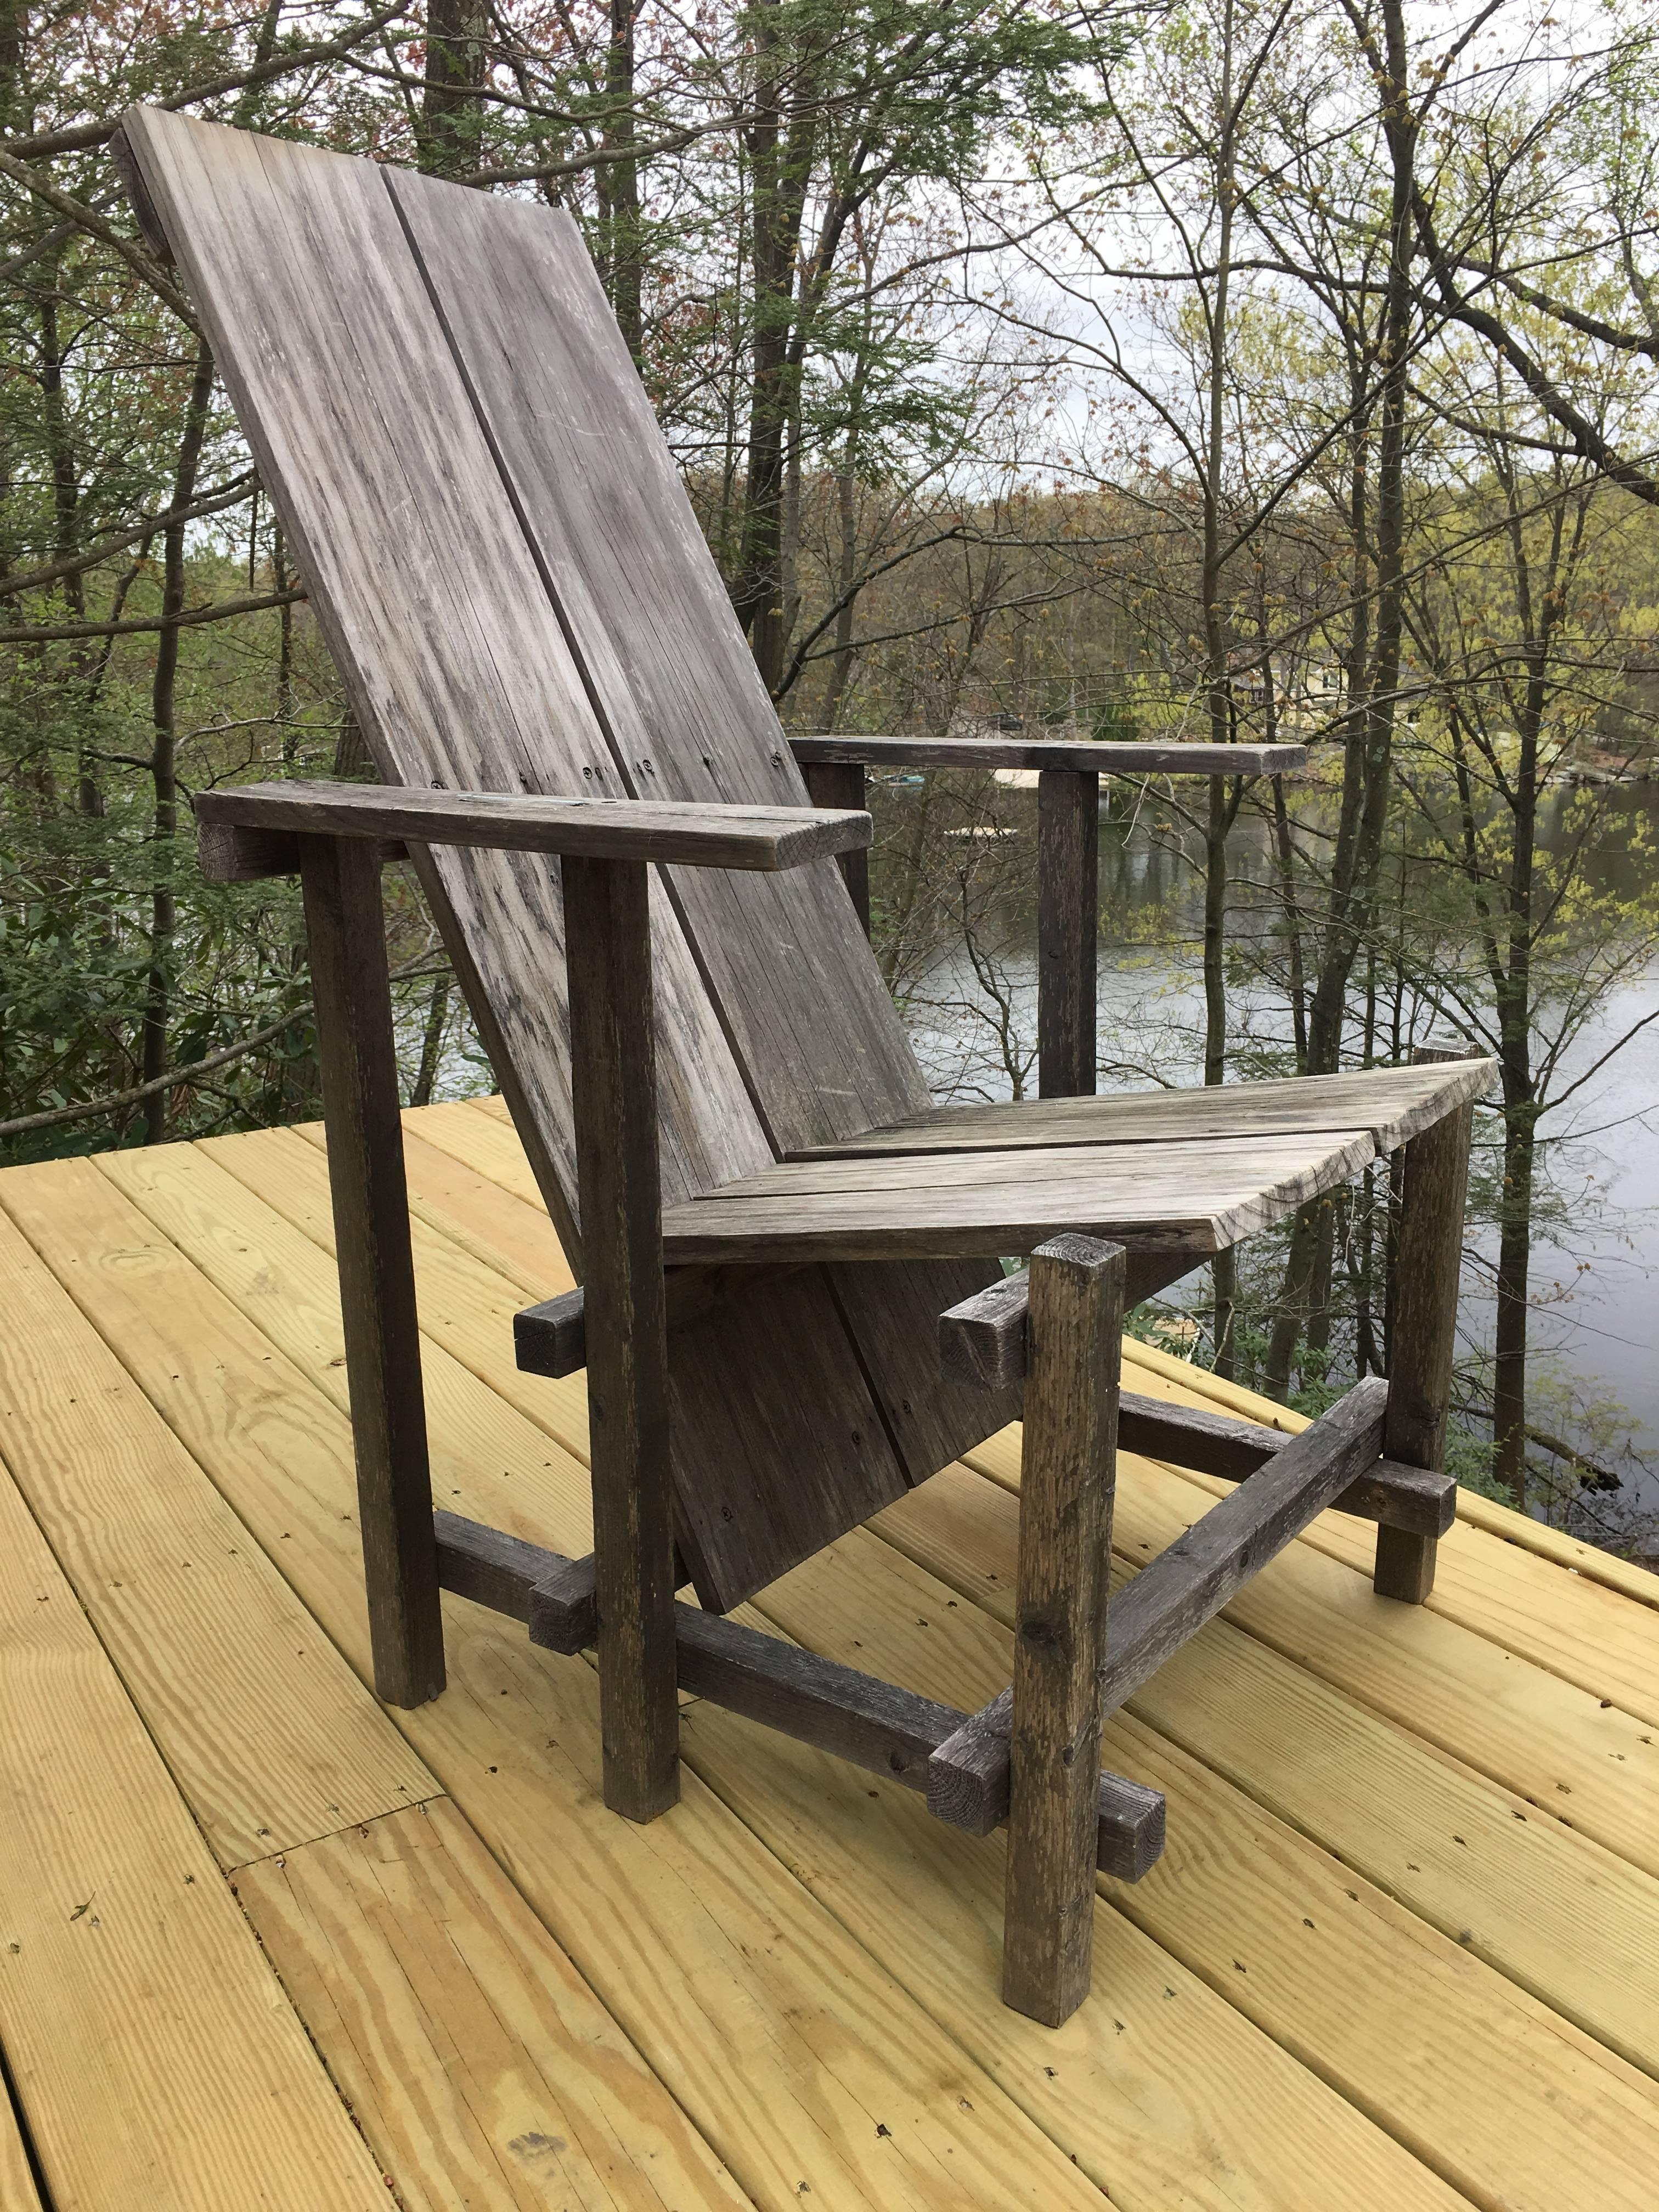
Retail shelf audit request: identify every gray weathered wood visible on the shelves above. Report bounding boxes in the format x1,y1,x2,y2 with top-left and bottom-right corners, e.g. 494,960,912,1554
938,1268,1454,1534
197,779,871,872
663,1127,1378,1264
792,1059,1498,1161
1002,1235,1124,2025
1376,1045,1476,1602
198,817,408,881
427,1509,1165,1878
433,1510,598,1648
939,1269,1034,1391
512,1286,588,1377
298,833,444,1708
124,108,927,1617
1037,770,1098,1099
802,760,871,934
386,148,1012,1522
563,853,679,1820
789,733,1306,777
929,1376,1390,1836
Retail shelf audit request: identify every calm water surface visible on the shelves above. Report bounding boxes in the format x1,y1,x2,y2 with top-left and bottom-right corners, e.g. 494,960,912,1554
896,780,1659,1502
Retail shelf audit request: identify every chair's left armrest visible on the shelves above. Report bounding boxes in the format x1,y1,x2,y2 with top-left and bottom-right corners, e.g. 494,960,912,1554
789,734,1307,780
196,778,871,881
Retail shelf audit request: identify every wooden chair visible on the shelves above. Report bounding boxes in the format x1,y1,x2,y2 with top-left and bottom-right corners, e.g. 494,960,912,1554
119,106,1491,2027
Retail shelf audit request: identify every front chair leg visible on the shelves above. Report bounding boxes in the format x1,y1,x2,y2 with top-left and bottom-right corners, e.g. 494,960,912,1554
1003,1234,1125,2027
1379,1063,1475,1603
563,853,680,1822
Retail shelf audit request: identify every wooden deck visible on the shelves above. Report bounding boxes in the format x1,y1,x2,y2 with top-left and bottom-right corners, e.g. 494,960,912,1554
2,1101,1657,2210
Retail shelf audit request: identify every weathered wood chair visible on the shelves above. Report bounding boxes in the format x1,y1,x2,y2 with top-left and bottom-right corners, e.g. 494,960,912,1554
119,106,1491,2027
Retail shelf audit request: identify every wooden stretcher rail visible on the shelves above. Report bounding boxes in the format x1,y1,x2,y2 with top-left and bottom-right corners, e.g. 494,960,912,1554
927,1378,1391,1836
789,735,1308,777
432,1512,1166,1881
196,778,872,874
938,1273,1454,1538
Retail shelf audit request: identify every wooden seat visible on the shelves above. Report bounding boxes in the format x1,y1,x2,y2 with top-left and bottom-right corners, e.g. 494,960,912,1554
120,103,1492,2030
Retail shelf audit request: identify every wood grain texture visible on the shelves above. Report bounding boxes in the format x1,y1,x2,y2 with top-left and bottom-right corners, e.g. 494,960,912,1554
563,856,679,1819
751,1521,1659,2212
1122,1334,1659,1723
300,833,445,1706
1002,1236,1123,2023
1378,1049,1475,1602
971,1395,1659,1883
789,733,1308,776
663,1127,1378,1262
20,1107,1659,2211
234,1123,911,1616
932,1379,1390,1835
234,1800,751,2212
0,2063,42,2211
800,760,870,932
386,147,1011,1503
433,1510,597,1651
47,1138,1117,2209
122,108,773,1235
0,1180,437,1867
200,779,871,870
795,1059,1498,1159
1035,771,1098,1098
878,1458,1659,2086
0,1456,391,2211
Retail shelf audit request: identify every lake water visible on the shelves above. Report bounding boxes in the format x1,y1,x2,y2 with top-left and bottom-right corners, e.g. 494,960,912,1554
890,778,1659,1510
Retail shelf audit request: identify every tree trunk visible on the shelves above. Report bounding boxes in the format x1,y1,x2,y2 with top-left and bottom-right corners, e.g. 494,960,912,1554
140,340,216,1144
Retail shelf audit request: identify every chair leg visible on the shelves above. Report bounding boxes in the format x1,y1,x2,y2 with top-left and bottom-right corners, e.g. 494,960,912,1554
1378,1084,1475,1603
563,854,680,1823
298,834,445,1708
1003,1234,1124,2027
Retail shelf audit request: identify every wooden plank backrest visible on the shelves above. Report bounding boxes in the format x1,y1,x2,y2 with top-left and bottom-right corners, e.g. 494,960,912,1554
121,109,1013,1607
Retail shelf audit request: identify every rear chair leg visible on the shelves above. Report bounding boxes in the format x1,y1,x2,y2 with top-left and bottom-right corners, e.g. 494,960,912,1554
1379,1071,1475,1604
1003,1234,1125,2026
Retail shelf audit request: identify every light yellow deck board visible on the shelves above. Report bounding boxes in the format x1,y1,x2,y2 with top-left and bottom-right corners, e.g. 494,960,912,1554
1,2073,42,2211
202,1123,594,1470
967,1419,1659,1874
873,1461,1659,2078
749,1529,1659,2212
0,1172,437,1868
49,1152,1149,2211
97,1140,594,1554
16,1101,1659,2212
1121,1340,1659,1702
235,1799,752,2212
0,1456,390,2211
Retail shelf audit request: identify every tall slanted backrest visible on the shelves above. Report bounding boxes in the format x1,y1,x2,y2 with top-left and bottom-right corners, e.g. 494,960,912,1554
121,108,1017,1607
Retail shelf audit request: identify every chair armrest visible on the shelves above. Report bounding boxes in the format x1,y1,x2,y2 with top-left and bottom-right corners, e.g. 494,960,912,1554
196,777,871,882
789,734,1306,779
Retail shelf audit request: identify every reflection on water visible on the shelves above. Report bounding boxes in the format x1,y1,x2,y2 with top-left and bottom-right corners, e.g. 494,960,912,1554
887,777,1659,1504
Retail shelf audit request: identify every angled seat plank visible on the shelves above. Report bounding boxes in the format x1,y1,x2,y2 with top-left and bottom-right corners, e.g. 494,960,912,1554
661,1129,1378,1263
796,1060,1496,1160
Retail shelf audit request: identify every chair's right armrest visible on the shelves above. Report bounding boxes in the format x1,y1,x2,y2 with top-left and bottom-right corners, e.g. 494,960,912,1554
196,778,871,880
789,734,1307,779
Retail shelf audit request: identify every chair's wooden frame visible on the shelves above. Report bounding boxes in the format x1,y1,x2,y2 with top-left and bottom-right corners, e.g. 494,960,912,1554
201,776,1472,2028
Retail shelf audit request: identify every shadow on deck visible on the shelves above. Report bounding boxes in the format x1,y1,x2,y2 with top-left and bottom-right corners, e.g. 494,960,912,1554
1,1098,1656,2209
